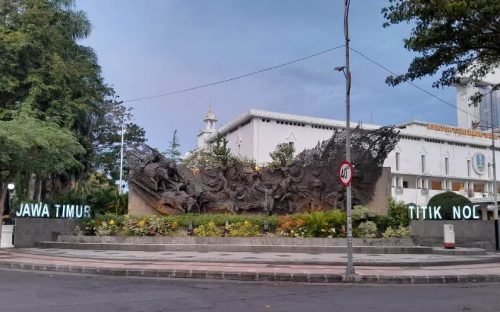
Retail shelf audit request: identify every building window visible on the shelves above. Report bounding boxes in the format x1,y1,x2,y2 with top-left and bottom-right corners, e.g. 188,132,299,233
445,157,449,175
431,180,442,190
402,181,408,188
467,159,471,177
395,152,400,171
288,142,294,150
421,155,426,173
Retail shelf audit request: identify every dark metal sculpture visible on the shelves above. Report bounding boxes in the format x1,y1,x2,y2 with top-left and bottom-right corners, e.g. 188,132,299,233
128,126,399,214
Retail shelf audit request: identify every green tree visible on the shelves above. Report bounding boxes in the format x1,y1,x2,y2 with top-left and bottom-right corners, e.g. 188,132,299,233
164,129,181,162
382,0,500,98
0,104,84,241
427,191,473,220
0,0,146,197
211,133,233,168
269,143,295,169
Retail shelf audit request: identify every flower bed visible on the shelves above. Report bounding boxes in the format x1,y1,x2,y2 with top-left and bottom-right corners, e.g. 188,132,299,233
79,202,411,239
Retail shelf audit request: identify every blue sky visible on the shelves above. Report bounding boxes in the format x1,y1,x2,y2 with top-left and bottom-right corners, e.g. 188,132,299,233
75,0,456,153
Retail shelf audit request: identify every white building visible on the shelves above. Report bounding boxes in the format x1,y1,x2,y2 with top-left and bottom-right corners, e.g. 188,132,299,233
197,108,500,210
456,70,500,130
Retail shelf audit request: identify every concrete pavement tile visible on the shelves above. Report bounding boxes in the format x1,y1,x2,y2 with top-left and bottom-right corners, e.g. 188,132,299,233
410,276,428,284
427,275,445,283
125,269,144,277
82,267,99,275
68,266,84,274
457,275,476,283
239,272,258,281
222,272,240,280
485,274,500,282
377,275,395,284
100,268,126,276
169,269,190,278
394,275,413,284
307,274,327,283
274,273,292,282
255,273,276,281
359,275,379,283
325,274,343,283
444,275,460,283
190,270,207,279
205,270,224,279
290,274,308,283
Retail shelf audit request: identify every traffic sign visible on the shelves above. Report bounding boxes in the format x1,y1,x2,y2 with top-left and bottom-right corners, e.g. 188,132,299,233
339,160,353,186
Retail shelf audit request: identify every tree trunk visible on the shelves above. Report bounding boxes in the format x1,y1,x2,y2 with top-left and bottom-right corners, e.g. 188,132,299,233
34,177,42,202
27,173,36,200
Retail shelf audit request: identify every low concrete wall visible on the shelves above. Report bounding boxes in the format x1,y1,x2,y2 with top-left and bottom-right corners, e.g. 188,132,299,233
57,235,414,246
14,218,79,248
411,220,499,251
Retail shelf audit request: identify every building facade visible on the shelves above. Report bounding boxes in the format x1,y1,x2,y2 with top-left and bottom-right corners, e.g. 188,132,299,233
198,109,500,209
456,70,500,130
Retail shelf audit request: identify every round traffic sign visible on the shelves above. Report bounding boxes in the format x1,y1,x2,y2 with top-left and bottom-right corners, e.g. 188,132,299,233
339,160,353,186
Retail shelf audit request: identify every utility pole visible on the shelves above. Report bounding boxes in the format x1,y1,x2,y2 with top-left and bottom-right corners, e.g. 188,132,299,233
343,0,355,277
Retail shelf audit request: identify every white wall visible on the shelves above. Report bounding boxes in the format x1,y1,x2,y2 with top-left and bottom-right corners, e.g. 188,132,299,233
223,119,255,159
254,118,337,164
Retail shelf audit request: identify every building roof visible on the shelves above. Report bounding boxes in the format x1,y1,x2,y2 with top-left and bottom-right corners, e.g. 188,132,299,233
206,109,500,147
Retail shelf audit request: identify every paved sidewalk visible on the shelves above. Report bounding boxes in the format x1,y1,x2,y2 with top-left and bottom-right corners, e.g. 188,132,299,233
1,248,500,284
13,247,500,266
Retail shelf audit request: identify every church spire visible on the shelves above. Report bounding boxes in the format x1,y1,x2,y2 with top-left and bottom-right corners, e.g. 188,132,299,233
204,101,217,132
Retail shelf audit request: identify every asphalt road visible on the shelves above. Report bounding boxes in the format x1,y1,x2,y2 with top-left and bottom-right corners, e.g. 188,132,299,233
0,269,498,312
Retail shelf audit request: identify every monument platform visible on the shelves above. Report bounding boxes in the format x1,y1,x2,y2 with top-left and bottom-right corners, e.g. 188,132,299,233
1,248,500,284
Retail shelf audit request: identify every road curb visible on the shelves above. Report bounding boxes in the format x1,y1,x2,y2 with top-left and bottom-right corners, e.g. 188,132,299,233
1,260,499,284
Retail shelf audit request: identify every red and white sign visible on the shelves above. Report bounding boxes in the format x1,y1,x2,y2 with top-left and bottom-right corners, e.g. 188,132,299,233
339,160,353,186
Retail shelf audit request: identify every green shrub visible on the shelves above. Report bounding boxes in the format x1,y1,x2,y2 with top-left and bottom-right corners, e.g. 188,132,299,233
302,211,330,237
95,219,119,236
171,213,278,230
277,210,343,238
226,221,261,237
354,221,378,238
118,216,179,236
387,198,410,228
352,205,377,226
427,191,473,220
382,226,412,238
193,222,223,237
324,209,347,227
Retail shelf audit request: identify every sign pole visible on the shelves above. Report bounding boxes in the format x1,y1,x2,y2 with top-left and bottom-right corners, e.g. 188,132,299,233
343,0,355,278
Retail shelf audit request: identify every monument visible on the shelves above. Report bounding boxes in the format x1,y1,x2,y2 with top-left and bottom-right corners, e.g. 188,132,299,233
128,126,399,215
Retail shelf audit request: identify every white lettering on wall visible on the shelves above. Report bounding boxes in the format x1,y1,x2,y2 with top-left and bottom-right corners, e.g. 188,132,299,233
15,203,91,219
409,205,480,220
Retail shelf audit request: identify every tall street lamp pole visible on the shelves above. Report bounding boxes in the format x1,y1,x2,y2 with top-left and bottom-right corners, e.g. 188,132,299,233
488,89,499,251
489,90,499,220
118,122,125,194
